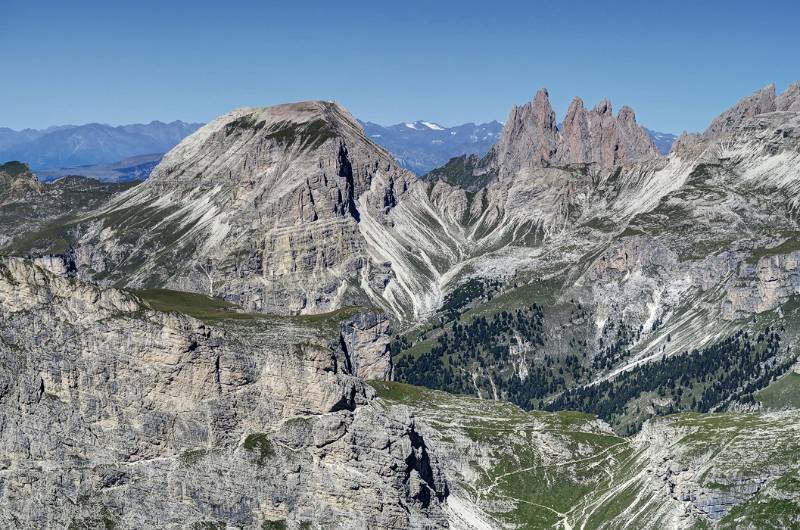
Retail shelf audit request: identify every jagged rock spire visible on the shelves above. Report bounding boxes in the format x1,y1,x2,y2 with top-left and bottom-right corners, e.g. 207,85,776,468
593,98,613,115
495,89,659,174
558,97,592,164
496,88,559,176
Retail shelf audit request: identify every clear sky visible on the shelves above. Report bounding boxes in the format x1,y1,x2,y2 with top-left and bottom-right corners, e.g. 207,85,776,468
1,0,798,133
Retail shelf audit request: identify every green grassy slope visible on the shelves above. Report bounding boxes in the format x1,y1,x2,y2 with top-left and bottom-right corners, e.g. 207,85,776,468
372,381,800,529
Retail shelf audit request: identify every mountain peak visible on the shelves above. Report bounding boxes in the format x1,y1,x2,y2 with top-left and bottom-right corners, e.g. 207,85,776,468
0,161,42,201
593,98,613,115
496,89,659,174
617,105,637,122
704,83,778,138
496,88,559,174
71,99,415,314
533,87,550,102
777,81,800,112
158,100,369,174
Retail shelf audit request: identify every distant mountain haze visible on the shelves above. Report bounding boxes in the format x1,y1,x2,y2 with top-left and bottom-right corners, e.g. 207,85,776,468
35,153,163,183
360,120,503,174
643,128,678,155
0,121,202,169
0,117,676,178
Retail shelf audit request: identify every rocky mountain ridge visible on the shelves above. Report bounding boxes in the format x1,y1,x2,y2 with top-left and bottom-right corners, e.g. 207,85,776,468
493,88,660,177
6,84,800,327
2,256,798,528
0,257,448,528
704,82,800,139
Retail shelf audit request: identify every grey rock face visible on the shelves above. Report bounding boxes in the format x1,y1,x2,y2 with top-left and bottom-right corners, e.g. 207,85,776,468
704,83,778,138
722,251,800,319
558,97,592,164
496,88,559,176
0,161,42,202
0,258,448,529
67,101,415,315
777,81,800,112
495,89,659,178
339,312,393,381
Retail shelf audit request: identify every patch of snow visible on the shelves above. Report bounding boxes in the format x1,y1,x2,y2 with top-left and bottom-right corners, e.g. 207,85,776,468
421,121,445,131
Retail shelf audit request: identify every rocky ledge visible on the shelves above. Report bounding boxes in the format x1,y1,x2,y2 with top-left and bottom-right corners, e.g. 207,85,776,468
0,257,448,529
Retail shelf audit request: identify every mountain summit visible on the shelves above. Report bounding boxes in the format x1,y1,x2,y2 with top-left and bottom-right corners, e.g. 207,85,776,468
495,88,659,177
62,100,415,314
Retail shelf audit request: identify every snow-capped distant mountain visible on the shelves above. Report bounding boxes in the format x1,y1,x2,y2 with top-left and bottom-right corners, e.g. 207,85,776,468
643,127,678,155
360,120,503,174
0,120,202,169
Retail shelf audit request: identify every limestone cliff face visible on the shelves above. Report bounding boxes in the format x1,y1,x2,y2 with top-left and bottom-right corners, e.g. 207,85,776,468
722,251,800,319
632,413,800,524
339,311,393,381
0,258,448,528
557,97,593,164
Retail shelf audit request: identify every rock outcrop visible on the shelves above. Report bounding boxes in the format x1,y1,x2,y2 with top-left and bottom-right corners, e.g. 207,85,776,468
496,88,560,174
704,84,778,138
494,88,660,178
722,250,800,319
0,161,42,202
702,81,800,140
0,258,449,528
777,81,800,112
64,101,416,315
339,311,393,380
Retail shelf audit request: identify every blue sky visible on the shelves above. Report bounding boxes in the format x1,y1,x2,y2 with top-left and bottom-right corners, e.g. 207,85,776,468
1,0,798,133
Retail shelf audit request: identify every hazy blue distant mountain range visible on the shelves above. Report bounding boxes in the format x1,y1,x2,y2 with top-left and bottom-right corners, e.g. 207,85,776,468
35,153,163,183
0,117,676,180
0,121,202,170
360,120,503,174
643,127,678,155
